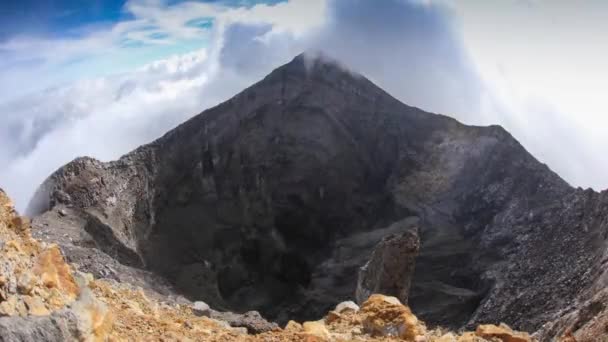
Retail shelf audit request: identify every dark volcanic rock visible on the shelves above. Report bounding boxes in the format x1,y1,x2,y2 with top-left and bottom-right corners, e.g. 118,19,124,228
26,52,608,339
210,310,278,334
355,226,420,305
0,310,81,342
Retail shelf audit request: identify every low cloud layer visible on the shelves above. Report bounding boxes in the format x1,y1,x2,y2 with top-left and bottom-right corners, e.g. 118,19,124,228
1,0,607,211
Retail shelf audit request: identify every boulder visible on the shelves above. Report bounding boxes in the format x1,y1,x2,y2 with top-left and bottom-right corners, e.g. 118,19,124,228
334,301,359,314
360,294,426,340
192,301,210,317
356,229,420,305
284,320,303,332
302,321,331,341
211,310,278,334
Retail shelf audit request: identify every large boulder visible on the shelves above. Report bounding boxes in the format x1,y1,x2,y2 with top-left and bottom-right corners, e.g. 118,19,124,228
356,228,420,305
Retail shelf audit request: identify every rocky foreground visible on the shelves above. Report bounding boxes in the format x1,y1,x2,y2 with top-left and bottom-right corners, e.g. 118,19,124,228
0,188,546,341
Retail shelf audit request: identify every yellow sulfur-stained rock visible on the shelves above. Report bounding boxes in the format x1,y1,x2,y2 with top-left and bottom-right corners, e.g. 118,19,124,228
360,294,426,341
475,323,531,342
23,295,51,316
284,320,303,332
302,321,331,341
325,310,343,324
33,245,79,299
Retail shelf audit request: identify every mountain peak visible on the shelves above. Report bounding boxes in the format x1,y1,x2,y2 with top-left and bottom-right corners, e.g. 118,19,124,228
276,50,358,80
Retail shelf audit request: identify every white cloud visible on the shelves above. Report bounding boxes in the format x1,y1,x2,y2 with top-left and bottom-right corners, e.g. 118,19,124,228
447,0,608,189
2,0,608,212
0,0,328,211
0,0,327,101
0,48,217,209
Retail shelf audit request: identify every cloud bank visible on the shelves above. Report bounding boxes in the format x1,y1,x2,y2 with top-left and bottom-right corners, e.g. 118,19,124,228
1,0,607,211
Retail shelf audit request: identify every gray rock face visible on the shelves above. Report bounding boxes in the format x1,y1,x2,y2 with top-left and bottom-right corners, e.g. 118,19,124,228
26,52,608,338
0,310,81,342
355,228,420,305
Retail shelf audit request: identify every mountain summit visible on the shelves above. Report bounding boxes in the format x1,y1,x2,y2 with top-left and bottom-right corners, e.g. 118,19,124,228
27,53,608,340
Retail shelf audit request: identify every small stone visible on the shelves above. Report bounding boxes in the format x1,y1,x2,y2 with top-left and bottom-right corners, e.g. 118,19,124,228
334,300,360,314
192,301,210,317
58,209,67,217
17,272,36,295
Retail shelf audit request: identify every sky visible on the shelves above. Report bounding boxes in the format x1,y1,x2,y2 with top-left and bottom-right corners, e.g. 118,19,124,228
0,0,607,211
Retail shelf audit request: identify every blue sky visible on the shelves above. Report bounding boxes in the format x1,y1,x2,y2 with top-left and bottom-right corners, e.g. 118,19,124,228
0,0,285,41
0,0,290,97
0,0,129,40
1,0,608,211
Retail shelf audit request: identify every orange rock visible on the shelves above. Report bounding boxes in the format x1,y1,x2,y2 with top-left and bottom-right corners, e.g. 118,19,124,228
559,330,577,342
302,321,331,341
325,310,343,324
33,245,79,300
475,323,531,342
360,294,426,340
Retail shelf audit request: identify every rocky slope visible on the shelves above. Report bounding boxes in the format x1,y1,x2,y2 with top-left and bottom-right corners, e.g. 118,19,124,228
26,52,608,341
1,188,537,341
